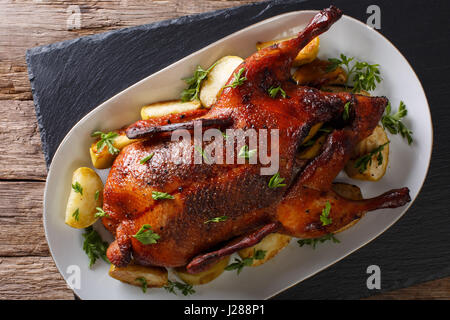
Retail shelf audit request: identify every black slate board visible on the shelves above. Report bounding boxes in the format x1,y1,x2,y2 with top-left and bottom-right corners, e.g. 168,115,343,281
27,0,450,299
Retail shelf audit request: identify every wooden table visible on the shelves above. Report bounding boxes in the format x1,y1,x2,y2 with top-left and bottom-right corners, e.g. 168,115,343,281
0,0,448,300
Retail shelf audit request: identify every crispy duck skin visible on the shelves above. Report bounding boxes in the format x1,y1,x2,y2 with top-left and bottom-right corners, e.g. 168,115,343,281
103,6,411,272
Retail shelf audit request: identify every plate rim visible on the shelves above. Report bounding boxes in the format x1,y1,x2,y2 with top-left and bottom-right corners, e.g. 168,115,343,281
43,10,433,300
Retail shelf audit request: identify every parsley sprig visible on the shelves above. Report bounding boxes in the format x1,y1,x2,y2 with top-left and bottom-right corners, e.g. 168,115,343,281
297,233,340,249
268,172,286,188
94,207,109,218
72,182,83,195
327,54,381,93
268,86,287,98
354,142,390,173
82,226,109,268
238,145,257,159
91,131,120,155
343,101,351,121
204,216,228,224
224,67,247,88
194,145,210,163
164,280,195,296
133,224,160,245
140,153,154,164
135,277,147,293
181,63,217,102
225,249,266,275
152,191,174,200
319,201,332,226
72,208,80,221
381,101,413,145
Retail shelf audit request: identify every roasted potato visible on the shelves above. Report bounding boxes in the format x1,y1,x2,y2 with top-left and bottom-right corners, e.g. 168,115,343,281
199,56,244,108
65,167,103,229
174,256,230,285
298,134,327,160
90,131,137,169
257,36,320,67
238,233,291,267
331,182,365,233
141,99,201,119
345,125,390,181
321,85,370,96
109,262,168,288
302,122,323,145
292,59,347,87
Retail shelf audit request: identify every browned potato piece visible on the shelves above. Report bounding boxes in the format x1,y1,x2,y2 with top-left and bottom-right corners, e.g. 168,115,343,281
257,37,320,67
90,131,138,169
174,256,230,285
238,233,292,267
298,135,327,160
331,182,365,233
109,262,168,288
141,100,201,119
345,125,390,181
302,122,323,145
293,59,347,87
321,85,370,96
65,167,103,229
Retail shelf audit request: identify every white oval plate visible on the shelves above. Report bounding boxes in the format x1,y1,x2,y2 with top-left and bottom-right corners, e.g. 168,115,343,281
44,10,432,300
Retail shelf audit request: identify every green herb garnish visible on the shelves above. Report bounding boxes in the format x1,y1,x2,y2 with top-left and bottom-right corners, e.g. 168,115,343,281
132,224,160,245
152,191,174,200
224,67,247,88
94,190,100,201
72,181,83,195
72,208,80,221
135,277,147,293
319,201,332,226
164,280,195,296
268,172,286,189
140,153,154,164
297,233,340,249
343,101,351,121
94,207,108,218
225,249,266,275
194,145,209,163
327,54,381,93
204,216,228,224
82,226,109,268
91,131,120,155
354,142,390,173
238,145,257,159
381,101,413,145
181,63,217,102
268,86,287,98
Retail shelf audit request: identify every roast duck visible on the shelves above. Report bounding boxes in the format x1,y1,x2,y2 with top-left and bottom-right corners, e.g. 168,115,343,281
103,6,411,273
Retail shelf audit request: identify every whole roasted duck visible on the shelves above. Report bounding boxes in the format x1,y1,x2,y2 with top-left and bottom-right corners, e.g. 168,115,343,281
103,6,410,273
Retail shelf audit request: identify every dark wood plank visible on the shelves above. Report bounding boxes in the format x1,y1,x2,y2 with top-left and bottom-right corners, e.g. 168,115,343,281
0,0,264,100
0,256,73,299
0,181,49,257
0,100,46,180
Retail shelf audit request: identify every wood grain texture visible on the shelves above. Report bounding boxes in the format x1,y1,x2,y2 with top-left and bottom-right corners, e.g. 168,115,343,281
0,100,46,180
0,0,448,300
366,277,450,300
0,181,49,257
0,0,264,100
0,256,73,299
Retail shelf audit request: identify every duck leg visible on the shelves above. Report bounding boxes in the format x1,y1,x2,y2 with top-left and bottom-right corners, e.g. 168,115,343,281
276,186,410,238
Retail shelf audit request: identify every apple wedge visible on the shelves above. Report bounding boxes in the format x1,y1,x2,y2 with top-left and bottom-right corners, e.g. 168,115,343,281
199,56,244,108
